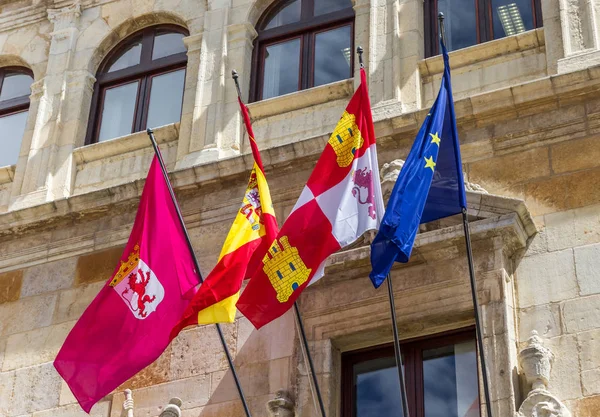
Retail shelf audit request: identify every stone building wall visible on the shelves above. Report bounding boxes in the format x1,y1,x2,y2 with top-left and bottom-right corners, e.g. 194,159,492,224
0,0,599,416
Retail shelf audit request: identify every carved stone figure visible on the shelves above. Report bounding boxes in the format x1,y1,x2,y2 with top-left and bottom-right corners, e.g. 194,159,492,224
267,389,295,417
517,331,571,417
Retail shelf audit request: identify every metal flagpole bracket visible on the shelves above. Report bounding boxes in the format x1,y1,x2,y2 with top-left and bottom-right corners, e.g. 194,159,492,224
438,12,446,45
146,129,253,417
356,46,364,69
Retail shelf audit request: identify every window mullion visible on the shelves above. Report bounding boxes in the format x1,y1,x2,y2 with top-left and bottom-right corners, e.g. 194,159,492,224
140,29,155,66
302,32,312,90
134,76,148,132
478,0,491,42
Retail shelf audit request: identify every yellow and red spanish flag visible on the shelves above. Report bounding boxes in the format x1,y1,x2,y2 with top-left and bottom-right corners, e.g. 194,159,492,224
170,98,278,339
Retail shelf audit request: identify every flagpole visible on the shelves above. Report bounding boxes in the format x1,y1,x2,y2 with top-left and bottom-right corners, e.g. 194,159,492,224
356,45,411,417
438,13,494,417
146,129,253,417
231,70,328,417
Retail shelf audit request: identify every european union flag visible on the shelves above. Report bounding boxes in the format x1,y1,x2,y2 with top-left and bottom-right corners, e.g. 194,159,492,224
369,40,467,288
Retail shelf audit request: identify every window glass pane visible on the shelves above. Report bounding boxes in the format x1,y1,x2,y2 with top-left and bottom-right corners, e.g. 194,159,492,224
0,73,33,101
262,38,301,99
423,340,480,417
107,42,142,73
152,32,187,60
98,81,139,142
438,0,478,52
0,110,28,166
314,0,352,16
314,25,352,87
355,357,404,417
146,69,186,129
492,0,535,39
264,0,301,30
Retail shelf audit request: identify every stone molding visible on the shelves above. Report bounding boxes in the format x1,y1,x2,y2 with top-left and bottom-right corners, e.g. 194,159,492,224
0,165,15,185
517,331,572,417
247,78,354,120
419,28,545,78
72,123,179,165
47,1,81,32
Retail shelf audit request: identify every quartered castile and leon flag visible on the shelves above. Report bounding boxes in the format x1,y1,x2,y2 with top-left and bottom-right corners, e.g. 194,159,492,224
237,68,385,329
54,156,200,413
369,40,467,288
170,97,279,339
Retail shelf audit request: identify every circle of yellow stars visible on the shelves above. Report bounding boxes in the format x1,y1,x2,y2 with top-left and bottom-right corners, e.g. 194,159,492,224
424,132,441,172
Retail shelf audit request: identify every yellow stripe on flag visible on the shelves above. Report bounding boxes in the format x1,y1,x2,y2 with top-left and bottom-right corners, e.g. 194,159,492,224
196,291,240,324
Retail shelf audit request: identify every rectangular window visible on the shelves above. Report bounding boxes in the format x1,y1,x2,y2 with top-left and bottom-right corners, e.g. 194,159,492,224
424,0,542,56
342,329,479,417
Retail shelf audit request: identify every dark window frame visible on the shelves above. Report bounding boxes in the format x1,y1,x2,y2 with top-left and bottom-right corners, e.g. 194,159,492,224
341,327,479,417
86,25,189,145
0,66,33,117
424,0,543,57
250,0,355,102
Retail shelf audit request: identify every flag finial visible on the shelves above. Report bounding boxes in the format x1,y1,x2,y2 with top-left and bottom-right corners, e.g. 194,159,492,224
356,46,364,69
231,69,242,99
437,12,446,46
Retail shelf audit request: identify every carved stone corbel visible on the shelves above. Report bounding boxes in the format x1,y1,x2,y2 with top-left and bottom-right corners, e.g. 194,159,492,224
517,331,572,417
266,390,295,417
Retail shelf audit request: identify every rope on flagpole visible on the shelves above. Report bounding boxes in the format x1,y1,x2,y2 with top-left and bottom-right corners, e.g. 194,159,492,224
231,70,328,417
438,11,494,417
146,129,253,417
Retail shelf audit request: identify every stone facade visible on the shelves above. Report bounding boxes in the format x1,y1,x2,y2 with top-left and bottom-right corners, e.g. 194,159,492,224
0,0,599,416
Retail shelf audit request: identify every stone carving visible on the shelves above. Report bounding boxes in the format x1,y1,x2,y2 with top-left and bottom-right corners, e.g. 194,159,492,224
122,389,134,417
379,159,489,198
159,397,183,417
517,331,571,417
267,390,295,417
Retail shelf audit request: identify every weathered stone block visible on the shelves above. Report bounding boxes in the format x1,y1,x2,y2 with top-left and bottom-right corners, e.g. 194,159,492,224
573,394,600,417
8,362,62,415
574,204,600,246
545,334,583,401
469,147,551,187
3,321,74,371
574,243,600,296
563,294,600,334
516,249,577,308
551,135,600,174
582,369,600,396
75,246,124,285
53,281,104,324
0,293,57,337
577,329,600,372
116,345,171,391
21,257,77,298
268,356,291,394
545,209,576,252
0,270,22,304
518,303,562,340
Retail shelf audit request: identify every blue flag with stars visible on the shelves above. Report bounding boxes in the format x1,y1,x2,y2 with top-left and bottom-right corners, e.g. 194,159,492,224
369,40,467,288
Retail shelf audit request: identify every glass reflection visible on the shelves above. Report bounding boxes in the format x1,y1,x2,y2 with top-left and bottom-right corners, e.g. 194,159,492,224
98,81,139,142
108,42,142,72
0,73,33,102
492,0,534,39
262,38,301,99
355,357,404,417
314,0,352,16
423,341,480,417
264,0,301,29
152,33,187,60
146,69,186,129
314,25,352,87
0,110,28,167
438,0,478,52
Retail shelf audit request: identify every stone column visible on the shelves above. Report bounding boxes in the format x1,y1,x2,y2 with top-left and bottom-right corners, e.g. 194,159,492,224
11,1,96,207
555,0,600,73
177,0,235,169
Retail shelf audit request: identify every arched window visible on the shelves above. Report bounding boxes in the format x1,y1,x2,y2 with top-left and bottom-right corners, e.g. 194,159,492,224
0,67,33,167
251,0,354,101
87,26,189,144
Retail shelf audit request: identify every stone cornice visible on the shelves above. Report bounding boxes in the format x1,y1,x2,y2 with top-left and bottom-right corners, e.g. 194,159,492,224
0,62,595,241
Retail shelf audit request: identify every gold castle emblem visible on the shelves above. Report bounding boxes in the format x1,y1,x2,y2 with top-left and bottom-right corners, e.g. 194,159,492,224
328,111,364,167
109,244,140,287
263,236,312,303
